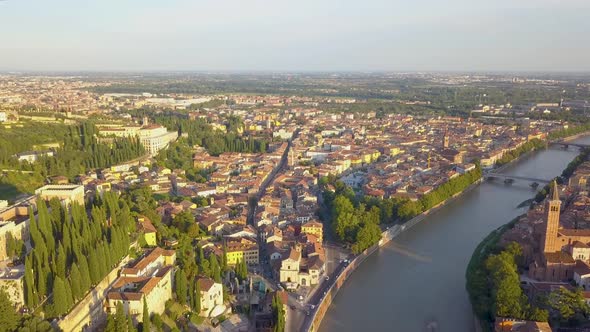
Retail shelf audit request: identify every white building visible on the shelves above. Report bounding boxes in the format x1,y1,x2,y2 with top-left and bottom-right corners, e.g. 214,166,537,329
0,111,6,122
137,125,178,155
15,150,55,163
106,248,176,317
35,184,84,206
574,261,590,290
97,124,178,155
197,277,224,317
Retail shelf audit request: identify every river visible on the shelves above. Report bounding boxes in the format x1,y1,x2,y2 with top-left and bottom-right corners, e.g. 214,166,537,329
319,136,590,332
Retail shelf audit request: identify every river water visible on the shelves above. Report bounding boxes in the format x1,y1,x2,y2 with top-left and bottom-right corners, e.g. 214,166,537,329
319,136,590,332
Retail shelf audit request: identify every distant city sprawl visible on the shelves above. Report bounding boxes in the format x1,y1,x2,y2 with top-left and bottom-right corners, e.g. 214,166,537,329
1,72,590,332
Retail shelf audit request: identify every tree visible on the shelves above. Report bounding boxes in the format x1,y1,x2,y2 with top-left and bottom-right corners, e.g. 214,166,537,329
272,293,285,332
485,243,528,319
0,289,18,332
351,221,381,254
235,258,247,282
152,313,163,332
127,315,137,332
56,243,67,279
142,297,151,332
70,262,82,301
221,244,228,272
115,302,127,331
105,314,117,332
78,255,92,294
88,251,100,285
186,223,201,238
548,287,590,324
24,254,36,308
53,276,68,317
172,210,194,232
194,279,201,313
175,269,188,305
209,254,221,282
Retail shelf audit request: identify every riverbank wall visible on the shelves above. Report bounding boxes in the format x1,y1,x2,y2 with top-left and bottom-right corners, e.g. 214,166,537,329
560,131,590,143
305,179,483,332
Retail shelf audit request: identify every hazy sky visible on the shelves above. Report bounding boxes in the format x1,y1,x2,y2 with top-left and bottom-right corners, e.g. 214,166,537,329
1,0,589,72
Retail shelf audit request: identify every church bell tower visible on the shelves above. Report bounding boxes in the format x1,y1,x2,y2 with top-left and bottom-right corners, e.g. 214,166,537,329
542,181,561,253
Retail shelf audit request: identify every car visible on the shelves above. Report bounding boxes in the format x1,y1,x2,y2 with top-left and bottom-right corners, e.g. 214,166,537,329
325,275,329,280
298,295,304,301
290,305,296,310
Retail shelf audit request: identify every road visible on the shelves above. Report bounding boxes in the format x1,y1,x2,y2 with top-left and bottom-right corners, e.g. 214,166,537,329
247,129,298,225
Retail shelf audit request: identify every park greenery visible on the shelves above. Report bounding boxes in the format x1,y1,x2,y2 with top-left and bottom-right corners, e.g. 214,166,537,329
321,165,482,253
130,110,269,157
495,139,545,166
155,139,212,182
466,230,549,332
0,122,145,200
548,123,590,140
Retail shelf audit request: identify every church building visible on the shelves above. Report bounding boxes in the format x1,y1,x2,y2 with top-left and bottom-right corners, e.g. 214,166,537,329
529,181,590,282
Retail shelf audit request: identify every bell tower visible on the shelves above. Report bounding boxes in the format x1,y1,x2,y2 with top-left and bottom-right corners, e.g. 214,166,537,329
443,131,450,149
542,181,561,253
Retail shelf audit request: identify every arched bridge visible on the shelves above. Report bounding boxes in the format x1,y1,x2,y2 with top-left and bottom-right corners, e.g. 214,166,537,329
483,172,551,184
549,141,590,149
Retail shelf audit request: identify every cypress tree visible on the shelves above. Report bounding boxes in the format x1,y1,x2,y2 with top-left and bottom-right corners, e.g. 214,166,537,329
105,314,116,332
34,252,47,298
88,251,100,285
56,243,67,279
115,302,127,331
195,279,201,314
78,255,91,292
175,269,187,305
97,245,107,280
52,277,68,316
70,262,82,301
24,255,36,308
272,293,285,332
104,242,113,270
188,279,195,310
65,279,74,310
127,315,137,332
221,244,228,272
142,298,150,332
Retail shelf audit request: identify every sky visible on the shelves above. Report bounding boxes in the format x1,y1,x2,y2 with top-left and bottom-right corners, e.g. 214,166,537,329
0,0,589,72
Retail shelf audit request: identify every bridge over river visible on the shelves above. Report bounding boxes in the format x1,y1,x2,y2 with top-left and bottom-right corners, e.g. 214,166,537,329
550,141,590,149
483,172,551,184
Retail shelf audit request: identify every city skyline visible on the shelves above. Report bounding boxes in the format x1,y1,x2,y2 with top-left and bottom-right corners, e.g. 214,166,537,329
1,0,589,72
